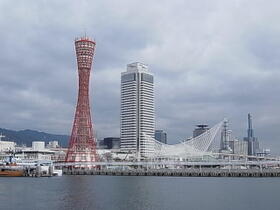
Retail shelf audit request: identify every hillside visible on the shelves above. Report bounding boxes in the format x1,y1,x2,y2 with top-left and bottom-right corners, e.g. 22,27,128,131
0,128,69,147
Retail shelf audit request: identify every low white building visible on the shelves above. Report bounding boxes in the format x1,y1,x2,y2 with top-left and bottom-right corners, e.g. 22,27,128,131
32,141,45,150
47,141,60,149
0,141,15,152
97,149,135,161
15,149,55,161
0,134,15,152
15,141,67,162
15,141,54,161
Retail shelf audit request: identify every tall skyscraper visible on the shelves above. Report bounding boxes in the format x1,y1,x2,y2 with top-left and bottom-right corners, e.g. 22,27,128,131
66,37,98,163
120,62,155,159
243,113,259,155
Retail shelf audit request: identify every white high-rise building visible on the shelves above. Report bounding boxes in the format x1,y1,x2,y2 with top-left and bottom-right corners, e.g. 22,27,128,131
120,62,155,159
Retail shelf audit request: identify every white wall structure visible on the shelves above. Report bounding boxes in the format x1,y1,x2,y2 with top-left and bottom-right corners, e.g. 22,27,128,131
0,141,15,152
47,141,59,148
32,141,45,151
15,150,54,161
149,121,223,158
229,139,248,158
120,62,155,159
0,134,15,152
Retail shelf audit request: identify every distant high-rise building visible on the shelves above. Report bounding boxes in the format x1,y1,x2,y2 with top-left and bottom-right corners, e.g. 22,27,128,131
103,137,120,149
243,113,259,155
120,62,155,159
220,119,232,151
155,130,167,144
96,139,105,149
193,125,209,138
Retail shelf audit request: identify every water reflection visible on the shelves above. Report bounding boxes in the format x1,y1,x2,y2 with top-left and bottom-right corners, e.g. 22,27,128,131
1,176,280,210
59,176,160,210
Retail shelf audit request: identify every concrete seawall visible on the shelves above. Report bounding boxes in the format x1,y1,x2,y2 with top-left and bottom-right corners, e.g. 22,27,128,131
63,168,280,177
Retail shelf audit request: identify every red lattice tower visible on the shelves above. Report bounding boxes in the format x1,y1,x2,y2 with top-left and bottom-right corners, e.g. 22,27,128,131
66,37,98,163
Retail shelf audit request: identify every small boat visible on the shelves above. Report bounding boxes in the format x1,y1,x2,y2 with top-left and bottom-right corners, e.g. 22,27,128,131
0,167,24,177
0,163,25,177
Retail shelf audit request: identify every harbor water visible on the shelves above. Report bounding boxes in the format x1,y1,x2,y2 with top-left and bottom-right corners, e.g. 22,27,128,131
1,176,280,210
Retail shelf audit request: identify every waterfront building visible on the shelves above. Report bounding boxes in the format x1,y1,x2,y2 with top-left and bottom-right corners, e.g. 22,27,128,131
15,141,54,161
15,149,54,161
229,139,248,158
257,148,271,157
47,141,60,148
0,134,15,152
32,141,45,150
243,113,259,155
13,141,67,162
120,62,155,159
155,130,167,144
193,125,209,138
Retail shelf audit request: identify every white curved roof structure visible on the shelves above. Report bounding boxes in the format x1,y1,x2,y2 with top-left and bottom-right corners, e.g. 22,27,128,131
143,121,223,158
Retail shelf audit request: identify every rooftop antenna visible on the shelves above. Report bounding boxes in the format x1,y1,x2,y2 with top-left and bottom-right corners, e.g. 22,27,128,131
84,28,87,39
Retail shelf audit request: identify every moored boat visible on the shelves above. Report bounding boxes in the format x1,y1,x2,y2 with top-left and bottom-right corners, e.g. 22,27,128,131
0,165,25,177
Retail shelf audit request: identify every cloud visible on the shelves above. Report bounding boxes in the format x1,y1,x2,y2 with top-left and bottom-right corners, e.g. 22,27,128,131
0,0,280,153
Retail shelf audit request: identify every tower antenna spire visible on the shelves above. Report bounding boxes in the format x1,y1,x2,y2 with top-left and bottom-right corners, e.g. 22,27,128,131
84,28,87,38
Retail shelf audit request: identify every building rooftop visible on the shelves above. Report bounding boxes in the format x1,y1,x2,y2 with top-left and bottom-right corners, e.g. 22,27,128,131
127,62,148,72
196,124,209,128
75,36,96,44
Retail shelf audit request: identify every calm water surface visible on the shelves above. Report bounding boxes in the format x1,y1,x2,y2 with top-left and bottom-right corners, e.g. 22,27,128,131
0,176,280,210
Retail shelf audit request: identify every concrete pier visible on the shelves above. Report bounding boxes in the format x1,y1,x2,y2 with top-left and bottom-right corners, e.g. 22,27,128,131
63,168,280,177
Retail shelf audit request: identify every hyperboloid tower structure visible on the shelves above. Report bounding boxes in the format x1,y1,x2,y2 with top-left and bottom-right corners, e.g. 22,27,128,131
65,37,98,163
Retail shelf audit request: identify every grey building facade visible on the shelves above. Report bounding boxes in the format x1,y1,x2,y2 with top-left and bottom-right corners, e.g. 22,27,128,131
229,140,248,158
103,137,120,149
193,125,209,138
155,130,167,144
243,113,259,155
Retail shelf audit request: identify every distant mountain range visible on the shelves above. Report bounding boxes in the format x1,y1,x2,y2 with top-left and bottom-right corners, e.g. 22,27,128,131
0,128,69,147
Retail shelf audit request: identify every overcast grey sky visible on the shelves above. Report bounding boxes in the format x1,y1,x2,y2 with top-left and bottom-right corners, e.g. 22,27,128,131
0,0,279,152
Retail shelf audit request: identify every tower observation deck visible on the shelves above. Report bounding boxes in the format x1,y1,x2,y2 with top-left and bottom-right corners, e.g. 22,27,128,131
65,37,98,163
